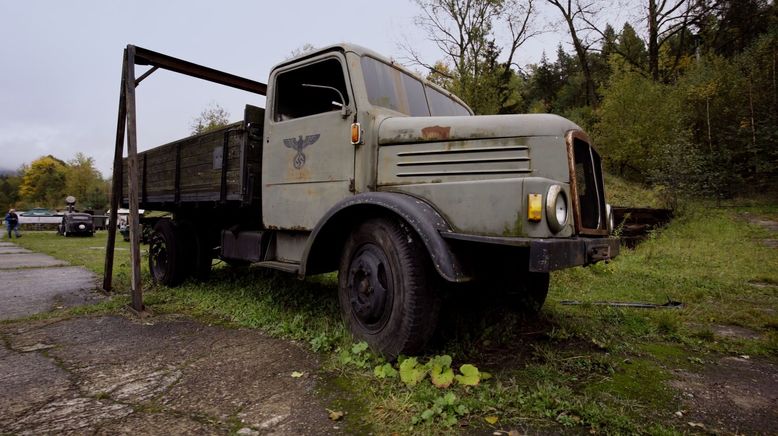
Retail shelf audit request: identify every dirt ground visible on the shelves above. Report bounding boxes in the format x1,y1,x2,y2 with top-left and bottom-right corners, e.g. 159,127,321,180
670,355,778,435
0,315,341,435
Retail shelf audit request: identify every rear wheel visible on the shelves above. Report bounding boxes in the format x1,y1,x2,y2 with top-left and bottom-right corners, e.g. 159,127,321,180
149,220,187,286
338,218,440,359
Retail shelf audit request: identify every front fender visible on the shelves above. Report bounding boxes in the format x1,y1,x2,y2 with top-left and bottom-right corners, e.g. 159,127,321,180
300,192,472,282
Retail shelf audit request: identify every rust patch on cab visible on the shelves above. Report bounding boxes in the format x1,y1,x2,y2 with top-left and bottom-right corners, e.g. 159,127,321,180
421,125,451,141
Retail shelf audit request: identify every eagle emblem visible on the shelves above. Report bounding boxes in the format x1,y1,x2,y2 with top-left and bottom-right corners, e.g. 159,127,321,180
283,134,320,169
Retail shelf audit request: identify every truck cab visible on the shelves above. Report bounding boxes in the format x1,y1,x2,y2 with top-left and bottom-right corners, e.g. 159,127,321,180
130,44,619,358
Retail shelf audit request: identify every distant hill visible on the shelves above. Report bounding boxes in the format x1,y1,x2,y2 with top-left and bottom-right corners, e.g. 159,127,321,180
0,167,17,176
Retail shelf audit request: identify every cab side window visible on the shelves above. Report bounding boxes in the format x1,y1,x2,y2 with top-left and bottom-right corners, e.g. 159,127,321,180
274,58,349,121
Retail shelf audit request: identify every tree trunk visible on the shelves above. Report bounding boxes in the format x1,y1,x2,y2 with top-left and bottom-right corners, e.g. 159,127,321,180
648,0,660,81
548,0,596,105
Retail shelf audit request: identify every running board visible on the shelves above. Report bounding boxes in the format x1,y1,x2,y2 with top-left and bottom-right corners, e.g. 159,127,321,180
254,260,300,274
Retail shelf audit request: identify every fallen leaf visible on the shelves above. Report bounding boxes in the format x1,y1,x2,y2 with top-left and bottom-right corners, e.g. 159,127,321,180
688,422,705,428
739,355,750,360
327,409,344,421
485,415,499,425
291,371,304,378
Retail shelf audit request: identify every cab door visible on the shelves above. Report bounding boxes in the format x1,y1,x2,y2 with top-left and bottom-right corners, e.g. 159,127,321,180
263,53,356,230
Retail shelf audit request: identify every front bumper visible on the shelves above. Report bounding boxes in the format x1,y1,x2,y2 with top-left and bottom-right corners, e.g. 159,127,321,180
527,237,619,272
442,232,620,273
65,224,94,234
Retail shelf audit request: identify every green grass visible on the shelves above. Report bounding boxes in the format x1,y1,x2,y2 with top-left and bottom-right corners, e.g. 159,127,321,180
9,202,778,434
604,173,669,209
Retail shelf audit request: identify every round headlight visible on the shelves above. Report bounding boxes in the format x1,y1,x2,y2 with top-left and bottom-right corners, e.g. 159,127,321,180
546,185,568,233
79,224,86,230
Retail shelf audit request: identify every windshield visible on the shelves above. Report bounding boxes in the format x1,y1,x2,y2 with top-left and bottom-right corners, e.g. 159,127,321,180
361,56,471,117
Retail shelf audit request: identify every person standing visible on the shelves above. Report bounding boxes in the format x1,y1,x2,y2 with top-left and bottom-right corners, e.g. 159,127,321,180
4,208,21,239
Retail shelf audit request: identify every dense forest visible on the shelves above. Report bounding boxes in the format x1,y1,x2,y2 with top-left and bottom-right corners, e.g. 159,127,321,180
410,0,777,204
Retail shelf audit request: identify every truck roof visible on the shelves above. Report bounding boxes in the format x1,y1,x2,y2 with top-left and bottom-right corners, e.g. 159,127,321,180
272,43,471,113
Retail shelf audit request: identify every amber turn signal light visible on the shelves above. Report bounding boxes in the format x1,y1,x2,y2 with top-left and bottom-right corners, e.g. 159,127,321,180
351,122,362,145
528,193,542,222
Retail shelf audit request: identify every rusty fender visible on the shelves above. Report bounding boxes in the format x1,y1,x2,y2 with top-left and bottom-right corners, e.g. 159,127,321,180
299,192,472,282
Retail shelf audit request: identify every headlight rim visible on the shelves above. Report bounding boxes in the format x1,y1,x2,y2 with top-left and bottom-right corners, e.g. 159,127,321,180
545,184,568,233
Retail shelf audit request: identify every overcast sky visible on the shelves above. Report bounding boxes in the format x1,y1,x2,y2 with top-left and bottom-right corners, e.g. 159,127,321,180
0,1,632,177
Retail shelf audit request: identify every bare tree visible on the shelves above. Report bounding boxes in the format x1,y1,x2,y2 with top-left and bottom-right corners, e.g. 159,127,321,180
404,0,538,113
580,0,711,81
405,0,499,80
543,0,602,105
644,0,713,81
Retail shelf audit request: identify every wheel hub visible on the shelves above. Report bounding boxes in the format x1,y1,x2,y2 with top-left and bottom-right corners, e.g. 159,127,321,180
348,244,391,328
149,235,168,280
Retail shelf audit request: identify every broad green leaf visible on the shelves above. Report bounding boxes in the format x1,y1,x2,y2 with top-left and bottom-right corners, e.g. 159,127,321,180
338,349,352,365
399,357,426,386
373,363,398,379
455,364,480,386
429,354,452,368
430,366,454,388
421,409,435,421
351,341,368,354
485,415,499,425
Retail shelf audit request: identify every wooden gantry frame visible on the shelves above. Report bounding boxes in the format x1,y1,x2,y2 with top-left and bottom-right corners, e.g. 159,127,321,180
103,45,266,312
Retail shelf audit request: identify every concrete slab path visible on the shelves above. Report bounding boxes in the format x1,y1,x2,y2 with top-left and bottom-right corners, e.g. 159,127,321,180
0,316,339,434
0,242,102,320
0,241,349,435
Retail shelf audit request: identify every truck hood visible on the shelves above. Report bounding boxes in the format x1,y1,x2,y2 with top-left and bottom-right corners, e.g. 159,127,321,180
378,114,581,145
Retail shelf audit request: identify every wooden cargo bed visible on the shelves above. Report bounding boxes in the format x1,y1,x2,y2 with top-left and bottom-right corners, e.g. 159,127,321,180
122,105,264,212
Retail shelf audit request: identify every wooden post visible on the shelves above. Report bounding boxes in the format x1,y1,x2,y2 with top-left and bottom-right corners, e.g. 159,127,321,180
103,50,128,293
124,46,144,312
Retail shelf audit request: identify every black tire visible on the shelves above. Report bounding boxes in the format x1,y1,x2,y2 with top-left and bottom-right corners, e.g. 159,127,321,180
338,217,440,359
149,220,187,286
177,221,213,281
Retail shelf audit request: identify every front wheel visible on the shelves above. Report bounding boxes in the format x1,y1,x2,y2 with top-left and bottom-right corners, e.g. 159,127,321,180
338,218,440,359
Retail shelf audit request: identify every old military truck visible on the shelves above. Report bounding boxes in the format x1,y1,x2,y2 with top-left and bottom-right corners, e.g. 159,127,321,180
124,43,619,358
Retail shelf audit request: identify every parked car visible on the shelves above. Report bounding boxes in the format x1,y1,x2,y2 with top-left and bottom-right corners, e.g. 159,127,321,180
58,212,95,237
18,208,62,225
21,208,54,217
